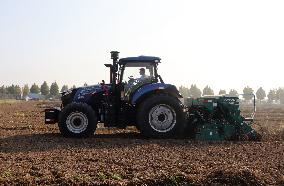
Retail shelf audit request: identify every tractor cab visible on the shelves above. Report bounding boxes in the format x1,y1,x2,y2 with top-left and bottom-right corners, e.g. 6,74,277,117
104,52,164,102
118,56,163,100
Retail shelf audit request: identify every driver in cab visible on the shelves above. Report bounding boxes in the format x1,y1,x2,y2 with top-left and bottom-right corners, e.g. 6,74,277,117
124,67,151,97
138,68,149,81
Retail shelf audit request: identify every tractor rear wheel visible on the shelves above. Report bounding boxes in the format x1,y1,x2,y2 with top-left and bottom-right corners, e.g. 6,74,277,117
58,102,97,138
137,94,186,138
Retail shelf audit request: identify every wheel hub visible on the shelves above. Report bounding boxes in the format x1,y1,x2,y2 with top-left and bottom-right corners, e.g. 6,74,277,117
73,118,82,126
149,104,176,133
66,112,88,134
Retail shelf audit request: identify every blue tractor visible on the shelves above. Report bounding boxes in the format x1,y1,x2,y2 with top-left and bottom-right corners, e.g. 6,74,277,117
45,51,261,140
45,51,186,138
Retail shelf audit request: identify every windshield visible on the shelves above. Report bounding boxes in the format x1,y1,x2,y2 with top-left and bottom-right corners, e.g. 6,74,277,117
122,63,155,96
122,63,154,83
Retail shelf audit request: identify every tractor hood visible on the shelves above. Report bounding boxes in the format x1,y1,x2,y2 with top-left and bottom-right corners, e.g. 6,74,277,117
61,84,111,105
73,84,110,102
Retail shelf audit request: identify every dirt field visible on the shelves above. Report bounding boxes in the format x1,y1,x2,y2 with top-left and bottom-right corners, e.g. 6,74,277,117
0,101,283,185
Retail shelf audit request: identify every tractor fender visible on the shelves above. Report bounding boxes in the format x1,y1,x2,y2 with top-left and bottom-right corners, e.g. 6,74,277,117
131,83,182,105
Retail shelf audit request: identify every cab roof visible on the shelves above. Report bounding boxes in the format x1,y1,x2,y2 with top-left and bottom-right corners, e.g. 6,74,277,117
118,56,161,65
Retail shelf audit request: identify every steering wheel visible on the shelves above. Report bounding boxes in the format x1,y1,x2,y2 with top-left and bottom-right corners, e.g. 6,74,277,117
128,76,141,84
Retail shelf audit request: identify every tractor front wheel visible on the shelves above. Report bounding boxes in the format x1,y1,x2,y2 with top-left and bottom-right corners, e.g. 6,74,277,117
137,94,186,138
58,102,97,138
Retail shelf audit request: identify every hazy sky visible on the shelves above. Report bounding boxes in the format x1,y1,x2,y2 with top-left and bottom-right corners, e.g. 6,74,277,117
0,0,283,93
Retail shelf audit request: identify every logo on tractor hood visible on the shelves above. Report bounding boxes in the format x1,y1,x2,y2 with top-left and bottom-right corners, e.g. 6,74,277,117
75,84,110,100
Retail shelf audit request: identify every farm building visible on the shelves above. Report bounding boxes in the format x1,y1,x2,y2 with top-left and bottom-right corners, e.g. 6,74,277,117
25,93,45,101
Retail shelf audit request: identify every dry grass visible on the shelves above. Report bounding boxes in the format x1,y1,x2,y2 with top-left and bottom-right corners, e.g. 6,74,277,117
0,99,22,104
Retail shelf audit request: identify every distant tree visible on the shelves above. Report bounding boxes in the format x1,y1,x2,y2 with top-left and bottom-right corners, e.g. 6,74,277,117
40,81,49,96
218,89,226,95
72,85,76,89
22,84,29,97
256,87,266,103
50,82,59,96
6,84,15,94
84,83,88,86
277,88,284,104
189,84,202,98
61,85,69,92
228,89,238,97
0,85,5,94
15,85,21,96
275,88,284,102
267,89,277,103
30,83,40,94
202,85,214,96
243,86,254,100
179,86,190,98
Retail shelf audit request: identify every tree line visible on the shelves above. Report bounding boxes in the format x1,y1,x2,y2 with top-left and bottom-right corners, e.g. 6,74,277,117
179,85,284,104
0,82,77,99
1,82,283,104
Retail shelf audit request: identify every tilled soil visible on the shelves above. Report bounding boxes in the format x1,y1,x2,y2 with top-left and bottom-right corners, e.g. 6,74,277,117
0,101,283,185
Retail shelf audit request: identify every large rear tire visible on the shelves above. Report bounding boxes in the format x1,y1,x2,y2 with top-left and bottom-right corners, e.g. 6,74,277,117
58,102,97,138
137,94,186,138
